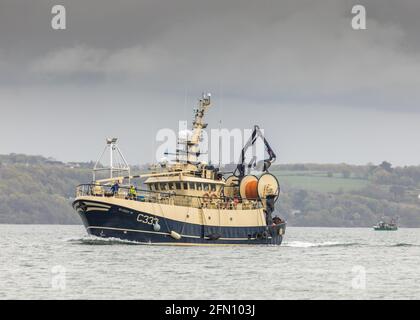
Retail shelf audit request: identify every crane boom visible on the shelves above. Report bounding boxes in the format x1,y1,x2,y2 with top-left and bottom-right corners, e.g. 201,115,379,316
234,125,277,178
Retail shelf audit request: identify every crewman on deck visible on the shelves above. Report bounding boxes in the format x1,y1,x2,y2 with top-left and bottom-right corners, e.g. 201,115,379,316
93,183,103,197
110,181,119,195
128,185,137,200
233,196,239,209
265,186,275,216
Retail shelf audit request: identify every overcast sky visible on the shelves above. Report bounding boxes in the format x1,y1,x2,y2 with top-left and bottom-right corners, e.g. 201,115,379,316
1,0,420,166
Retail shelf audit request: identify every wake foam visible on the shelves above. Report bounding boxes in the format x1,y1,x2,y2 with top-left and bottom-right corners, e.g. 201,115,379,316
283,241,361,248
64,237,419,248
66,236,142,245
283,241,420,248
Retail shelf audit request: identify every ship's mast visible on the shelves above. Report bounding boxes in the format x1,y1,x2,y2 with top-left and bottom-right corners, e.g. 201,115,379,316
176,93,211,165
183,93,211,164
93,138,130,183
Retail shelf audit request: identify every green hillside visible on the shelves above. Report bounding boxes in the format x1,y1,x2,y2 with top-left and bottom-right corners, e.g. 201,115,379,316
0,154,92,224
1,155,420,227
272,170,368,193
270,163,420,227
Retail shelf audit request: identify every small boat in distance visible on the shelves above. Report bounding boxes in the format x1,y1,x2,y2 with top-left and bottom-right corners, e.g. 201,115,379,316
373,217,398,231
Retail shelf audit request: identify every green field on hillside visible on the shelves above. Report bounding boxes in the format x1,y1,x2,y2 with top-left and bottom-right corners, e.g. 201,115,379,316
271,170,369,193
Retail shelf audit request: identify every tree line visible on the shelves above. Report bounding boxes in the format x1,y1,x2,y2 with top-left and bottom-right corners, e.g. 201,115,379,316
1,155,420,226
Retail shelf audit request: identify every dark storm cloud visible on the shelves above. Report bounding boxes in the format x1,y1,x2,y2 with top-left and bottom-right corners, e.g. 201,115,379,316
1,0,419,107
1,0,420,165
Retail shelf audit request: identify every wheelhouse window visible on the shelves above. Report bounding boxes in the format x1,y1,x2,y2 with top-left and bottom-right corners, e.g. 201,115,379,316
203,184,209,191
155,183,160,191
197,183,203,191
169,183,175,190
175,182,181,190
183,182,188,190
189,182,195,190
210,184,216,192
160,183,167,191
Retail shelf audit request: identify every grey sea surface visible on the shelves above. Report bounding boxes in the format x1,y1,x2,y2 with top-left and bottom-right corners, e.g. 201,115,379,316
0,224,419,299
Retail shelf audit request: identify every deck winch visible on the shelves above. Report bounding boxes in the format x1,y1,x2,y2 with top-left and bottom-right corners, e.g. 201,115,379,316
238,173,280,203
229,124,280,207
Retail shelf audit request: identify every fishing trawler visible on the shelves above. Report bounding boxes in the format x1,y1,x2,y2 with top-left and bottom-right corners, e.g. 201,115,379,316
73,93,286,245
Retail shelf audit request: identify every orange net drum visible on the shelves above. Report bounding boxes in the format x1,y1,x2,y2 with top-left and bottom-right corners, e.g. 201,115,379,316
239,173,280,202
239,175,258,200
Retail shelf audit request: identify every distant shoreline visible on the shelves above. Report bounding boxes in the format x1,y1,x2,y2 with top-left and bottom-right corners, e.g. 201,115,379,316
1,154,420,227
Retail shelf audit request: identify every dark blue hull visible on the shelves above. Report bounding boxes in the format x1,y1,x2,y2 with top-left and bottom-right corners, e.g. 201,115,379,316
73,199,285,246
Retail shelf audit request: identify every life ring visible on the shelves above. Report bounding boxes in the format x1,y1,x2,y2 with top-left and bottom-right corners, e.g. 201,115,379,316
262,230,269,239
209,192,218,202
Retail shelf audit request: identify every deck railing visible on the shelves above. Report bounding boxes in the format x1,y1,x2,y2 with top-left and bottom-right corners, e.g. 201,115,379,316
75,184,262,210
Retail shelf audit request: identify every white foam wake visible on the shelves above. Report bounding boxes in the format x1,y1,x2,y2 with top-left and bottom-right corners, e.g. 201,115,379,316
65,235,142,245
283,241,350,248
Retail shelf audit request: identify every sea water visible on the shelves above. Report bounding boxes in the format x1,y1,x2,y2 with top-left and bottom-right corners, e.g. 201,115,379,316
0,225,419,299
